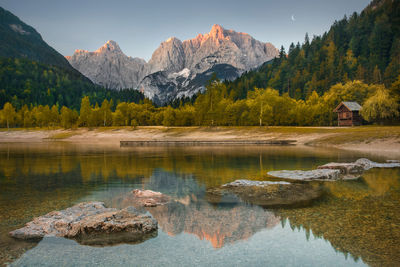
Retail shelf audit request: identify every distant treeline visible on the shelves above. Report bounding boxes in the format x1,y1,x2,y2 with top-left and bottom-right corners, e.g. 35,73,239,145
1,77,399,128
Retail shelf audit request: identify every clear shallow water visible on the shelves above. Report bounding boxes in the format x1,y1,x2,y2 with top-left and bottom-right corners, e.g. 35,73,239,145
0,143,399,266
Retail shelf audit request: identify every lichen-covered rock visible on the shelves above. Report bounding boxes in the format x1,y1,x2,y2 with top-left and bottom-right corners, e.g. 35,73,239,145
317,163,364,179
268,158,400,182
267,169,341,181
222,179,290,187
9,202,158,246
206,179,322,208
67,207,158,246
355,158,400,170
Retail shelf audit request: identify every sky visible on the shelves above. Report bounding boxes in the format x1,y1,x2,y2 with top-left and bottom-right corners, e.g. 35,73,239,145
0,0,369,61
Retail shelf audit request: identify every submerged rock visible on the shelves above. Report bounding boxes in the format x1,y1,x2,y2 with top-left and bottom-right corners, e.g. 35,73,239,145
267,169,341,181
131,189,170,207
206,179,322,208
355,158,400,170
9,202,158,246
113,189,171,209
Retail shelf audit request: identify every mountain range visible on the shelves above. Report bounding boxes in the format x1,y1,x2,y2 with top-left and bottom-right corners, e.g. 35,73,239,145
67,24,279,104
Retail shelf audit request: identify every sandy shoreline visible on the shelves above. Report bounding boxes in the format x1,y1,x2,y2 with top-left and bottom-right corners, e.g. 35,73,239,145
1,126,400,158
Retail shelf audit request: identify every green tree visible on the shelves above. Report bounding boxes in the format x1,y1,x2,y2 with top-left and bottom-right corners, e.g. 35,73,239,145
2,102,16,130
162,106,175,127
50,105,60,126
100,99,112,126
79,96,92,127
60,106,78,128
360,86,399,123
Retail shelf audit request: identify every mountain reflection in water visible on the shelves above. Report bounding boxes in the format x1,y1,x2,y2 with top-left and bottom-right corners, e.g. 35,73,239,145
1,143,398,266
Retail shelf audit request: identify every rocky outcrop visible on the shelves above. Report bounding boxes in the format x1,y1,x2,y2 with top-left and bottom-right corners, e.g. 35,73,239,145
138,63,241,103
148,37,185,73
9,202,157,246
268,158,400,181
206,179,322,207
67,25,279,104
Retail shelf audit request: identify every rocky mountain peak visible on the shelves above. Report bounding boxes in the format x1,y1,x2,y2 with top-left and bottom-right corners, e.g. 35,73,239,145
165,37,180,43
149,37,185,73
67,40,148,90
209,24,226,40
95,40,121,53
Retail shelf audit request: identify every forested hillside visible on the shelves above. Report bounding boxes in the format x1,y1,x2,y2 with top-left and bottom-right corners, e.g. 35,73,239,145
0,6,144,110
224,0,400,100
0,7,75,71
0,57,144,110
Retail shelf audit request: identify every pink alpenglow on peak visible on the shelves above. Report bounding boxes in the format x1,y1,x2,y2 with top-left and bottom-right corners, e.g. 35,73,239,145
95,40,121,53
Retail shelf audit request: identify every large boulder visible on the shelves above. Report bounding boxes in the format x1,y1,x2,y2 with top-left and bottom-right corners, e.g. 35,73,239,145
267,169,341,181
206,180,322,208
9,202,158,246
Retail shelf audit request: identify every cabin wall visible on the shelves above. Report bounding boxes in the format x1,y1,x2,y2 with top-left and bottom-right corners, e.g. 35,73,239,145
337,111,362,126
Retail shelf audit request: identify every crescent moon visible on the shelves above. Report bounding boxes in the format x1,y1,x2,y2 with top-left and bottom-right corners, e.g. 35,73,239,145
291,15,296,21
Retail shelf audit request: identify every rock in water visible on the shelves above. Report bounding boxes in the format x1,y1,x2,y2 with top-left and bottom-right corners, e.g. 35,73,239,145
112,189,171,209
67,207,157,246
206,179,322,208
222,180,290,187
9,202,158,246
355,158,400,170
130,189,171,207
317,163,364,179
268,158,400,182
267,169,341,181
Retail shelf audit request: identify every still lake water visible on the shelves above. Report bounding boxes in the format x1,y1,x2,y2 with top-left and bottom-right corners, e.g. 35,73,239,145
0,143,399,266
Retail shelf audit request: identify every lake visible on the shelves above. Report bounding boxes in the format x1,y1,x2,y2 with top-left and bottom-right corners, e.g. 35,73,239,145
0,143,399,266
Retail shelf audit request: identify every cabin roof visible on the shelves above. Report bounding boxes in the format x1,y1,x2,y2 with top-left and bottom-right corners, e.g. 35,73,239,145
333,101,362,112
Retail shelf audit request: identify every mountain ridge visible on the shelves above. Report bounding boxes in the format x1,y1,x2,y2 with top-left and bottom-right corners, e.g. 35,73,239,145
67,24,279,104
0,6,77,72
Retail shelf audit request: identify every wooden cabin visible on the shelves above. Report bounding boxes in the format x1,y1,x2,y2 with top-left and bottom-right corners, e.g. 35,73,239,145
333,101,362,126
